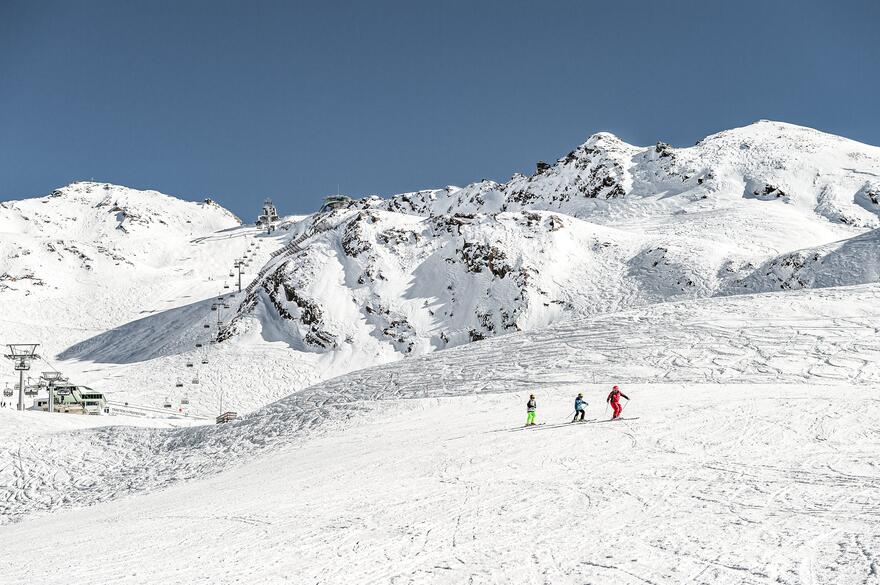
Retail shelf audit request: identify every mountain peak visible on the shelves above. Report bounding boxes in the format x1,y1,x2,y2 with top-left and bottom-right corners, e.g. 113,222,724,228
583,131,631,149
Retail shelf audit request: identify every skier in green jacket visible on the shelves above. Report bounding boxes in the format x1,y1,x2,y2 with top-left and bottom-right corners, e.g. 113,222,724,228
526,394,537,426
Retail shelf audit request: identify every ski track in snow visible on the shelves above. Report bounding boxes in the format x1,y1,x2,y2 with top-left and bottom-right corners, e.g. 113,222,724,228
1,384,879,584
1,284,879,532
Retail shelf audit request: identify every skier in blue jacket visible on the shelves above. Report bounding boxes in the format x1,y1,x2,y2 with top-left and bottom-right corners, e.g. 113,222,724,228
572,392,588,422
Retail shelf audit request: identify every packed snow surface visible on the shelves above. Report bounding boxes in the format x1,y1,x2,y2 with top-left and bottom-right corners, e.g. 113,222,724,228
3,283,880,583
3,381,878,585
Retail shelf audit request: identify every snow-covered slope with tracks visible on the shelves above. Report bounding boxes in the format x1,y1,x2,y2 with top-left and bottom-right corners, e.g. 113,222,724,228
2,283,879,584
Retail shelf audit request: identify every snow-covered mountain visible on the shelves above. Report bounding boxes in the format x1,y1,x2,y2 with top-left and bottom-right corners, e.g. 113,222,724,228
0,182,242,348
2,121,879,415
0,182,281,412
3,122,880,584
225,121,880,366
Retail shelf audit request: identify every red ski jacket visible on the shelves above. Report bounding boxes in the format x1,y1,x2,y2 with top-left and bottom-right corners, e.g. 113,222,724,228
607,389,629,403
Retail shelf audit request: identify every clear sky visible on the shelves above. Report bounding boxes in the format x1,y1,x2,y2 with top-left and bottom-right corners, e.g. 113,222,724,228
1,0,878,220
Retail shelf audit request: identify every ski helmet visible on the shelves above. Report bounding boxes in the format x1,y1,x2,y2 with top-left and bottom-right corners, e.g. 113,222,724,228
612,385,619,391
577,393,583,398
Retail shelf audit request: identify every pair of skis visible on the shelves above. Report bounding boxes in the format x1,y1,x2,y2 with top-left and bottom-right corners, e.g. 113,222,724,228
512,417,639,431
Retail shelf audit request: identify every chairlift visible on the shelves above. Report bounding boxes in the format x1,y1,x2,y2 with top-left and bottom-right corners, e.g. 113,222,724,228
223,282,230,289
191,377,199,385
201,357,208,364
163,398,172,408
181,395,190,405
228,271,235,277
2,388,12,397
175,379,183,388
186,361,194,368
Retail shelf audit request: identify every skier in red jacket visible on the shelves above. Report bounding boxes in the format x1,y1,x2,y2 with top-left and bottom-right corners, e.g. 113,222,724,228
606,385,629,419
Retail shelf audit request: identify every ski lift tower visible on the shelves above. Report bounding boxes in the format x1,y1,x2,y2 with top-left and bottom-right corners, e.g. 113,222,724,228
5,344,40,411
40,371,66,413
233,258,245,293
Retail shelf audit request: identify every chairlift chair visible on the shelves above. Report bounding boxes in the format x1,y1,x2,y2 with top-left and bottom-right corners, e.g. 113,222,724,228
229,271,235,277
211,305,217,311
223,282,230,289
201,357,208,364
186,361,193,367
181,395,190,405
163,398,172,408
195,343,203,348
3,388,12,397
175,379,183,388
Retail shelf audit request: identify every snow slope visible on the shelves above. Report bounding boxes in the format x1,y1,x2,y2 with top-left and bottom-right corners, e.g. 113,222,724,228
732,228,880,292
1,284,879,584
0,182,319,414
3,283,878,523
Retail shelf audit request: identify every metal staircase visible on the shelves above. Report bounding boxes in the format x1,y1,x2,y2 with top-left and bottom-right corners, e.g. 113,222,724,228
241,219,334,297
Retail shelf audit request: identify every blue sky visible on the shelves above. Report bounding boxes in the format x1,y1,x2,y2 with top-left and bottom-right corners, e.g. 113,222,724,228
1,0,877,219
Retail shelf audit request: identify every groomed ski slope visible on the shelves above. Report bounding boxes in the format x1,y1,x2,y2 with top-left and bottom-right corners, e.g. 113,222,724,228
2,383,878,585
2,284,879,584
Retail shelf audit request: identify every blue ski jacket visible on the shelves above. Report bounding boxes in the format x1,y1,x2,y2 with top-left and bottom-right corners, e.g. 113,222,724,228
575,397,587,411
